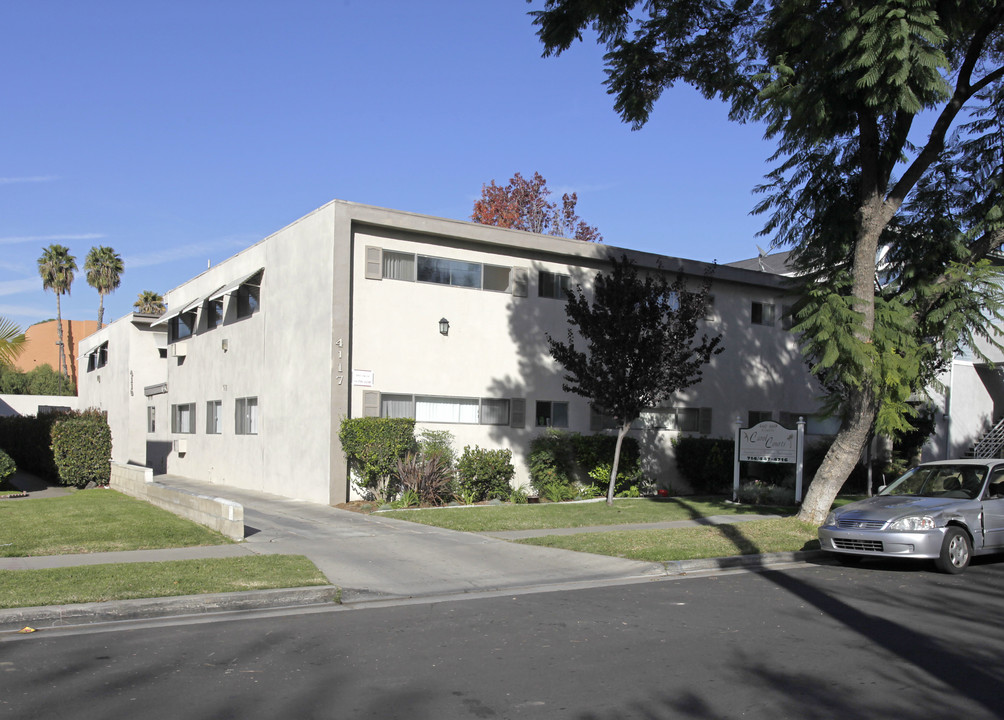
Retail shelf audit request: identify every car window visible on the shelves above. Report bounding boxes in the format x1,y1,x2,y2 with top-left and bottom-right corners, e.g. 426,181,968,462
881,465,986,499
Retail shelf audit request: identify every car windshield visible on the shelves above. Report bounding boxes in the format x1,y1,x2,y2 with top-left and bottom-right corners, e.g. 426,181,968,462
880,465,985,499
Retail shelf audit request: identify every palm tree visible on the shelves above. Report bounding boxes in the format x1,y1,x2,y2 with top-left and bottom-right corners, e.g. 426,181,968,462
0,316,27,368
84,245,124,329
37,244,77,378
133,290,166,316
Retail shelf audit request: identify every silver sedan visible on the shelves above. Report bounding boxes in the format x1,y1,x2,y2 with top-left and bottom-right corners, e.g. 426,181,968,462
817,459,1004,573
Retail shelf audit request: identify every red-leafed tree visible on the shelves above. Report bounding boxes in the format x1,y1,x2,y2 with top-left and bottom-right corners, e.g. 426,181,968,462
472,171,602,242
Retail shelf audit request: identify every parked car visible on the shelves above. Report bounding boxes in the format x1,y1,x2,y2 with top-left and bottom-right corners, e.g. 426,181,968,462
818,459,1004,573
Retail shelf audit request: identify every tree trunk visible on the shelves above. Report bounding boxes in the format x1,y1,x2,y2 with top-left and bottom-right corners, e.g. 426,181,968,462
607,422,631,505
55,293,66,378
98,293,105,329
797,386,877,524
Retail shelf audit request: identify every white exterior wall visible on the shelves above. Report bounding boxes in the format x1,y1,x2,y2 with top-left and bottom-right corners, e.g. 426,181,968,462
0,394,79,417
77,315,168,468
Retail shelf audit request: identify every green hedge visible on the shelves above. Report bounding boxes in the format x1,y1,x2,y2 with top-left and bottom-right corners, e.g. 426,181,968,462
0,449,16,487
50,410,112,487
672,436,736,494
456,445,515,502
338,417,417,501
0,413,62,479
529,430,641,497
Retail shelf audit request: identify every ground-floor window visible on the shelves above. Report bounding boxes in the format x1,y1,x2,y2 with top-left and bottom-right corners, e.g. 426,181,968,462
171,403,195,434
206,400,222,434
235,396,258,435
535,401,569,428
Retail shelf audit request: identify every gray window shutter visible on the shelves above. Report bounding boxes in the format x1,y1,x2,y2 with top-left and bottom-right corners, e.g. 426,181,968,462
363,390,380,417
510,398,525,428
365,246,382,280
699,407,712,435
512,268,529,298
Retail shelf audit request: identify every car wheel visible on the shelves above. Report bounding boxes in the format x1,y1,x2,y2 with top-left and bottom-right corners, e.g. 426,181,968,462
934,527,971,574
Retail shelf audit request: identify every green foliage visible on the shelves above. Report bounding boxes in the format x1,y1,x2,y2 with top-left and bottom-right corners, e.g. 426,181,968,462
0,316,26,368
396,452,453,507
0,412,63,479
737,481,796,507
456,445,515,502
0,363,75,395
529,430,643,499
417,429,457,473
338,417,417,502
672,436,735,495
0,448,16,486
50,410,112,487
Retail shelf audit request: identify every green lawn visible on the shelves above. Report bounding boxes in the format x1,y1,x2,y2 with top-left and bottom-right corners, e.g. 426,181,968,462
379,496,791,532
517,517,820,562
0,555,329,609
0,488,230,556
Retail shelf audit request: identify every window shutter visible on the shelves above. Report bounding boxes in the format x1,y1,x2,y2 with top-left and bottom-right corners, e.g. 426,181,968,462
512,268,529,298
699,407,713,435
364,246,382,280
363,390,380,418
510,398,525,428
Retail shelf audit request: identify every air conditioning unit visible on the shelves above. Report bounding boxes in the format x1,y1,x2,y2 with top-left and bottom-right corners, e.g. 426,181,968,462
172,342,188,358
174,439,188,454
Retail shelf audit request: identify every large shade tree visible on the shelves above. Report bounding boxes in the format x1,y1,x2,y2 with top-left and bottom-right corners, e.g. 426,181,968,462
84,245,124,329
37,244,77,378
472,171,603,242
547,255,722,503
530,0,1004,522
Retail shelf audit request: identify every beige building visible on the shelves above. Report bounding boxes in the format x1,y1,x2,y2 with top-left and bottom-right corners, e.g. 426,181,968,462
15,319,97,388
78,200,827,505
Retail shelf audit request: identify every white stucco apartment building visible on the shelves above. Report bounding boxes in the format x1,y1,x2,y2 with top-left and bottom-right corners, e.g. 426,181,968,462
78,200,829,505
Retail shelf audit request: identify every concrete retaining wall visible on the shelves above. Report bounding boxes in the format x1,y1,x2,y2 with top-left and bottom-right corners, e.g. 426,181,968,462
110,463,245,541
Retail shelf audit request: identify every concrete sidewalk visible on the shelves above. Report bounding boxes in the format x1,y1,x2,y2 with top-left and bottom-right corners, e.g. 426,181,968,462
1,476,820,630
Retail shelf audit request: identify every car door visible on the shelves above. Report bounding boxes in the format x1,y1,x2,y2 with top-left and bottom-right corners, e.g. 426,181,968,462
981,466,1004,548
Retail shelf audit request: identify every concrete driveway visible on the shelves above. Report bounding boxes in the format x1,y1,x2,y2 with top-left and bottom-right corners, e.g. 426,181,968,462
158,476,668,601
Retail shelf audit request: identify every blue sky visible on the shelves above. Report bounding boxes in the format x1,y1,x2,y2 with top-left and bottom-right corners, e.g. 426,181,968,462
1,0,777,330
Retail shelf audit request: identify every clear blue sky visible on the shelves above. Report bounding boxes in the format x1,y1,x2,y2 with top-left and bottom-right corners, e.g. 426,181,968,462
1,0,777,330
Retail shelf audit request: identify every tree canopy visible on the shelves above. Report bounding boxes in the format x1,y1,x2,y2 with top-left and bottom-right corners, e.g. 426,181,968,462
37,244,77,379
472,171,602,242
133,290,166,316
530,0,1004,521
547,255,721,503
85,245,124,329
0,316,27,368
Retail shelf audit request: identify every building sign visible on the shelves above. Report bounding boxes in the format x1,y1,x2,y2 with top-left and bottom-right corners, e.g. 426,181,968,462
352,370,374,387
739,421,797,464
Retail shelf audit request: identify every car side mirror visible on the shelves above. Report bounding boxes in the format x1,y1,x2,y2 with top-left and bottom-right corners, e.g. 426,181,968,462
877,485,887,494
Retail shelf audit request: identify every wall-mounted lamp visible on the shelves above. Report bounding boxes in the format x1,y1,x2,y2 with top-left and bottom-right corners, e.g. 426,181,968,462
439,318,450,336
221,339,229,352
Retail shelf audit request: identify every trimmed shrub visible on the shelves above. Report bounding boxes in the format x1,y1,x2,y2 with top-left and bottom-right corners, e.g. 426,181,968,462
50,410,112,487
0,411,65,479
339,417,417,501
456,445,515,502
672,436,735,494
0,448,16,487
529,430,641,498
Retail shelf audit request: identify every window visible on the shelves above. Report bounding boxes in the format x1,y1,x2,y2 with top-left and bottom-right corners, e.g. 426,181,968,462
629,407,709,433
87,343,108,370
536,401,569,428
171,403,196,434
235,396,258,435
206,299,224,330
237,283,260,319
417,256,482,288
379,394,511,425
147,406,156,433
748,411,773,426
206,400,222,434
483,265,512,293
383,251,416,281
170,312,195,342
751,301,775,326
538,271,570,299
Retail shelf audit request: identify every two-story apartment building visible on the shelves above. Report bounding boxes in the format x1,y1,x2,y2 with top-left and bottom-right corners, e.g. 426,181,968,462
78,200,826,504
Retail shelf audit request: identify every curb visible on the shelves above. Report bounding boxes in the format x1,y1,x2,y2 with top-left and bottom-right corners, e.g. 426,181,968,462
0,585,340,633
663,550,825,574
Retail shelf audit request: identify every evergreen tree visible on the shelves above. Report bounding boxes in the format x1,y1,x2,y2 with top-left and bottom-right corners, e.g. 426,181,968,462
530,1,1004,522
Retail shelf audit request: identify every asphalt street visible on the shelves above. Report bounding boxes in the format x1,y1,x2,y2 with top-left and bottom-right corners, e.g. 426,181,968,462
3,559,1002,720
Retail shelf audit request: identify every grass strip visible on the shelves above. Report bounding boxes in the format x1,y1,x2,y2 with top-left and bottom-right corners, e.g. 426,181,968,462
0,489,229,557
0,555,329,609
516,518,820,562
379,497,792,532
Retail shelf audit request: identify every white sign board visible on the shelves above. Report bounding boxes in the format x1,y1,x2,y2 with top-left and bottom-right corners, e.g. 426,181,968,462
739,421,797,464
352,370,374,387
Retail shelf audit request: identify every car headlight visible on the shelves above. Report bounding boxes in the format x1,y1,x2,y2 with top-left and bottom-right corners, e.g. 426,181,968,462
888,515,936,531
824,512,837,526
